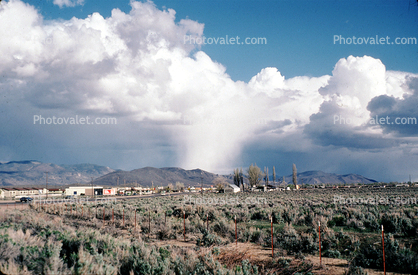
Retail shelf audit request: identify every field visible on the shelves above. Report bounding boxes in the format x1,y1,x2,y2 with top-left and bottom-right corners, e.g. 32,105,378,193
0,187,417,275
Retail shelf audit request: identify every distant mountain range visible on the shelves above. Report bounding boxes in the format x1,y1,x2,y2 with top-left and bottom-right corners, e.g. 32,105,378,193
281,170,377,185
0,161,116,186
0,160,378,187
94,167,227,187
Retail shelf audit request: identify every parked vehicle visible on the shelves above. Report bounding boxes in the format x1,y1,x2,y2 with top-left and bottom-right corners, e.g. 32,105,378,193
20,197,33,203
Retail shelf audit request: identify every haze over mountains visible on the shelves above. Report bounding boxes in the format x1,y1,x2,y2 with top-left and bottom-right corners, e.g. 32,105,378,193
0,160,378,187
94,167,226,187
0,161,116,186
282,170,377,186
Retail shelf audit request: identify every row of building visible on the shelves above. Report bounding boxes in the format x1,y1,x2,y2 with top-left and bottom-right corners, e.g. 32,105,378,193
0,183,243,199
0,186,157,199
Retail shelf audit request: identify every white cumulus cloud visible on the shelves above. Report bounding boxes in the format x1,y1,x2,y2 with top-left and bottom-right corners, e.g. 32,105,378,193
53,0,85,8
0,0,417,179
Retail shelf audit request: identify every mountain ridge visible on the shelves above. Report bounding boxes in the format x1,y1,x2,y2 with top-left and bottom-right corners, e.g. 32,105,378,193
0,160,378,187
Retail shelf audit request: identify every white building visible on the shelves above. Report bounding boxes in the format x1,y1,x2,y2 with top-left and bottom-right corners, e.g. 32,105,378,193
65,186,103,196
226,183,240,193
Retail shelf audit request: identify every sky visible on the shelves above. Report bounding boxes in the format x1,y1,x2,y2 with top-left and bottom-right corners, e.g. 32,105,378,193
0,0,417,182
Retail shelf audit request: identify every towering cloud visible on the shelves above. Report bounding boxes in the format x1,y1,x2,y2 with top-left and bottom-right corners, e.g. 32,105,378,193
0,0,417,179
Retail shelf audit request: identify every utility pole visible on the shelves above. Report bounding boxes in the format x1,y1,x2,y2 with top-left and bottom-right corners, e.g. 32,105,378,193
91,177,94,199
201,172,203,197
44,172,49,199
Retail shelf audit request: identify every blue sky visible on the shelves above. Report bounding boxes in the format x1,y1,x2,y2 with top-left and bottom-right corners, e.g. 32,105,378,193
0,0,417,182
31,0,418,81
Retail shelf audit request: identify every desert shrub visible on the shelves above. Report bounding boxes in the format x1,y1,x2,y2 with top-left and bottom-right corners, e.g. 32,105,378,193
250,228,262,244
272,211,283,223
156,225,173,240
119,243,171,275
275,224,316,255
352,234,418,273
330,216,346,227
399,217,415,236
347,219,365,231
304,213,314,226
212,220,233,238
380,214,398,233
323,249,341,258
239,259,259,275
276,257,292,268
250,209,268,221
196,233,222,247
282,210,294,224
212,246,220,255
346,265,367,275
363,218,379,231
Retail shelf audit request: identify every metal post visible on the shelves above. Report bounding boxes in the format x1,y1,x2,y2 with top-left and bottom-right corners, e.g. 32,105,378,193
112,209,114,224
103,207,105,226
206,213,209,232
134,210,136,229
382,225,386,275
149,210,151,238
123,208,125,226
164,211,166,226
91,177,94,199
319,221,322,267
45,172,48,199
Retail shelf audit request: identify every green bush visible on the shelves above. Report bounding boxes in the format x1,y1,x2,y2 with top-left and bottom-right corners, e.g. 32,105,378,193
196,233,222,247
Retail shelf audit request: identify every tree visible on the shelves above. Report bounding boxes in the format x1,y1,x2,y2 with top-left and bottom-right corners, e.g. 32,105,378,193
233,168,240,187
213,177,227,192
272,166,276,185
175,181,184,192
247,164,262,187
263,167,269,186
239,168,244,190
292,163,297,186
